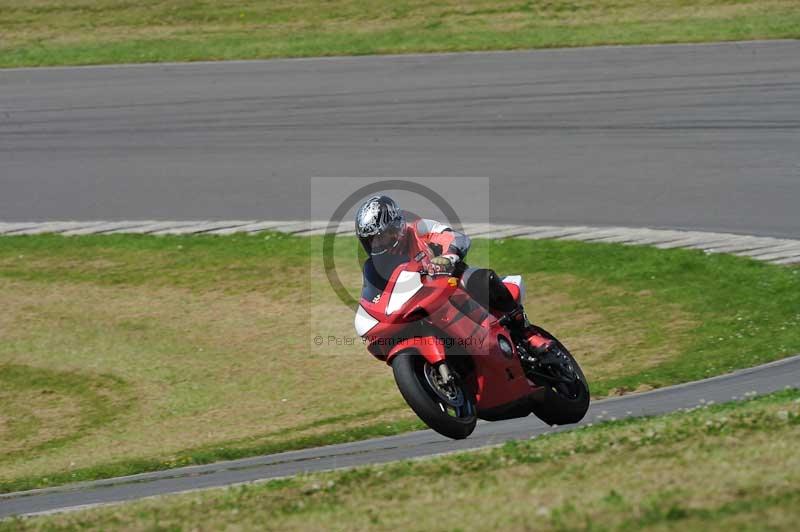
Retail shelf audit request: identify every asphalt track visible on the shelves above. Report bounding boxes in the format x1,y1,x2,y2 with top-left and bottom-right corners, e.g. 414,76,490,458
2,354,799,519
2,40,800,237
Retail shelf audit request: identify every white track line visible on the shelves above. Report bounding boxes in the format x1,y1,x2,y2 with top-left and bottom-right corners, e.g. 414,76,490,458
1,221,798,265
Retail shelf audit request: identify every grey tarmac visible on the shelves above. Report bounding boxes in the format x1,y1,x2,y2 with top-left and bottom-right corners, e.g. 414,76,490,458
1,41,799,238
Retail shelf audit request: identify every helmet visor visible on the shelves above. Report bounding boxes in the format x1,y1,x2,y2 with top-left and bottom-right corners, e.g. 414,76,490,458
362,219,406,255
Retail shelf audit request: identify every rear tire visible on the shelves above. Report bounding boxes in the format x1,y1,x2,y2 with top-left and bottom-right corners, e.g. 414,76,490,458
526,329,590,426
392,352,477,440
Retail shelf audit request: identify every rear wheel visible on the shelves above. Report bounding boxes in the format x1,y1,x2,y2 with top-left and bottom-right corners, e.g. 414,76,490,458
392,352,477,440
523,328,590,426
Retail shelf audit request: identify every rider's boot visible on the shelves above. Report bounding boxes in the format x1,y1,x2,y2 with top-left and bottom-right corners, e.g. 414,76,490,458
497,305,529,335
486,276,554,353
481,273,548,347
500,307,555,359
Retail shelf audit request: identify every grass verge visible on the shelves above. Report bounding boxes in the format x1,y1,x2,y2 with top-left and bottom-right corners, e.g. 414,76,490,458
0,233,798,493
1,0,799,68
5,389,799,530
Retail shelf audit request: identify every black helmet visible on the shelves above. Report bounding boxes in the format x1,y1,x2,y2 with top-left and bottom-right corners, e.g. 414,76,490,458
355,195,407,255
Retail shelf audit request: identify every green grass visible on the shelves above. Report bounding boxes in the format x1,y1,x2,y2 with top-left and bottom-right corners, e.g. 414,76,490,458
1,0,799,67
6,389,799,531
0,233,798,494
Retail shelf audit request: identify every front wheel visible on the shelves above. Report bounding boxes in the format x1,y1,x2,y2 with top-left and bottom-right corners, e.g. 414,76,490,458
392,352,477,440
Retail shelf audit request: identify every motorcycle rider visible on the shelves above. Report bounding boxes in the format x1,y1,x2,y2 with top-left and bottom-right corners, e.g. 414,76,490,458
355,195,531,336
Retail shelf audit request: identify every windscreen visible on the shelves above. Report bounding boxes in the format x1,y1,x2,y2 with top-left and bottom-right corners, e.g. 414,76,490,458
360,253,409,303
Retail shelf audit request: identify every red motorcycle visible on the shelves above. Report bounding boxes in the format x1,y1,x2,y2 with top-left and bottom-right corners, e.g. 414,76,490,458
355,254,590,439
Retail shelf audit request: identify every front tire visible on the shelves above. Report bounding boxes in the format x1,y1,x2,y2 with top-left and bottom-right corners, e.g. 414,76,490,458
392,352,477,440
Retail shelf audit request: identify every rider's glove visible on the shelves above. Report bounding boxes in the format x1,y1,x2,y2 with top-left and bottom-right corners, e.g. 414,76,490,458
427,254,459,275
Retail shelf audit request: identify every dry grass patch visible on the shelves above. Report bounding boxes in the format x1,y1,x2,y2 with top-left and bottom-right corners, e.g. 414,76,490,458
0,263,691,484
0,363,132,469
0,277,403,482
0,390,83,455
522,273,696,385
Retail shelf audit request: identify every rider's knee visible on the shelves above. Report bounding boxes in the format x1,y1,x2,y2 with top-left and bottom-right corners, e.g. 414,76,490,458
460,267,493,292
460,268,499,307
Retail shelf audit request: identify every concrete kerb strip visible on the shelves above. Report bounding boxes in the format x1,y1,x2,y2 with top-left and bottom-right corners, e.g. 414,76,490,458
0,221,798,266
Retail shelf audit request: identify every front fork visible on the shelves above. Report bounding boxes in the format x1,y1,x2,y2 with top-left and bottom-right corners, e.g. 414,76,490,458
437,362,454,384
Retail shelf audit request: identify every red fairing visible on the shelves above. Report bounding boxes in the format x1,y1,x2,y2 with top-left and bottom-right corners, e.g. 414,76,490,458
426,293,534,410
502,281,521,303
356,259,543,416
386,337,446,365
526,333,552,349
